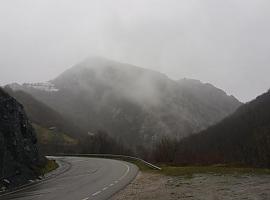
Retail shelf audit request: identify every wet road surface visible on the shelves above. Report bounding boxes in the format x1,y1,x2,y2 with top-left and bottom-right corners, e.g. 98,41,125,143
0,157,138,200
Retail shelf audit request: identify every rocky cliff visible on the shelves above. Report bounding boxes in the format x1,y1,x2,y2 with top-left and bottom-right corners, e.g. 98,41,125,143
0,88,43,190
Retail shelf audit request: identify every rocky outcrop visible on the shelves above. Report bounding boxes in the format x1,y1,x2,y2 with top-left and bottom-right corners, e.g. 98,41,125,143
0,88,43,190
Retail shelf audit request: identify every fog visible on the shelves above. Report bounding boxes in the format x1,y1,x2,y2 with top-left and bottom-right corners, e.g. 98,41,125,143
1,0,270,102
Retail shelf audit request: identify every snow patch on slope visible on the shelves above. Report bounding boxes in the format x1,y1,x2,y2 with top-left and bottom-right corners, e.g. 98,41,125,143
22,82,59,92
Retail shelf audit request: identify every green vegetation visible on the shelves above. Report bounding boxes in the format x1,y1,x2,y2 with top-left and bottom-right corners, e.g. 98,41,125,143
34,124,78,145
33,123,80,155
37,159,59,175
115,156,270,176
124,159,270,176
109,157,270,176
127,161,270,177
159,165,270,177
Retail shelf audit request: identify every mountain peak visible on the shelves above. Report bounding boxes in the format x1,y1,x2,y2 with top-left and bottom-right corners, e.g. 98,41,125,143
65,56,169,80
76,56,118,69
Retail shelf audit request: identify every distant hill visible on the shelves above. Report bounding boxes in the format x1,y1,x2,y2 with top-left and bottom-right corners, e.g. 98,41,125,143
4,88,82,154
6,57,241,151
172,90,270,168
4,88,83,139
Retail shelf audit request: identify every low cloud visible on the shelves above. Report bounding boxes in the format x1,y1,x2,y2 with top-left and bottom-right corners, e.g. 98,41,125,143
0,0,270,102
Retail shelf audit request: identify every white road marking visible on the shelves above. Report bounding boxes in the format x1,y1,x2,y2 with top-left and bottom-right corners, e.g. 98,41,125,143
92,191,101,196
72,160,86,163
81,197,89,200
90,163,131,197
118,164,130,181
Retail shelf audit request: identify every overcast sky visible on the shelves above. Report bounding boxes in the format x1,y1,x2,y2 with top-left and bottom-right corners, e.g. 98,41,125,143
0,0,270,102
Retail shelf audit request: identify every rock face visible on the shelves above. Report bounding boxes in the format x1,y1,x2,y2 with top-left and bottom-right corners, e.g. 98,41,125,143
0,88,42,189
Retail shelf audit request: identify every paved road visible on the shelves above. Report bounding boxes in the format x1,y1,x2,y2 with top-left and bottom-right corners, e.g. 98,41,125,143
1,157,138,200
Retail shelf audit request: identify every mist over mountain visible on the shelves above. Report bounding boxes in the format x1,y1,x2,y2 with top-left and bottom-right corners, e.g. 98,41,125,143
7,57,241,150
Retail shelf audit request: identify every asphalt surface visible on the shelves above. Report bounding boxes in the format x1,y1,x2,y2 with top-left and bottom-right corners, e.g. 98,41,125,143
0,157,139,200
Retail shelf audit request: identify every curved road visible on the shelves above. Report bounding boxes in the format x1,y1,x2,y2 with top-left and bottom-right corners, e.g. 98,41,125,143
1,157,138,200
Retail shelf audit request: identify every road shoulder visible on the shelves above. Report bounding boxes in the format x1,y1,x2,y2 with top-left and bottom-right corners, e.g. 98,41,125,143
111,171,169,200
111,170,270,200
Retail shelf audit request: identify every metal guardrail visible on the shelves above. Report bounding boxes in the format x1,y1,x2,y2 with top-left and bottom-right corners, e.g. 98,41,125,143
53,153,162,170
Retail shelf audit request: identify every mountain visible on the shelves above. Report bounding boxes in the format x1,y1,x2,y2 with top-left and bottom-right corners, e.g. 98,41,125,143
172,90,270,168
0,88,45,189
6,57,241,151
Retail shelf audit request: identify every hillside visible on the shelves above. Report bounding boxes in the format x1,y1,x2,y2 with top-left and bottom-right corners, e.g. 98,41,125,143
4,88,83,139
172,90,270,168
4,88,81,154
7,57,241,151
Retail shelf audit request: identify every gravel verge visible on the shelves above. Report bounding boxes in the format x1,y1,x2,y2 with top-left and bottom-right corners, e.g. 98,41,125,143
112,171,270,200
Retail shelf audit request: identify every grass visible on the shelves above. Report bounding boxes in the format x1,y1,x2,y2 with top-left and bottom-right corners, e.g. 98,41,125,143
159,165,270,177
37,159,59,175
33,124,78,145
117,159,270,177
